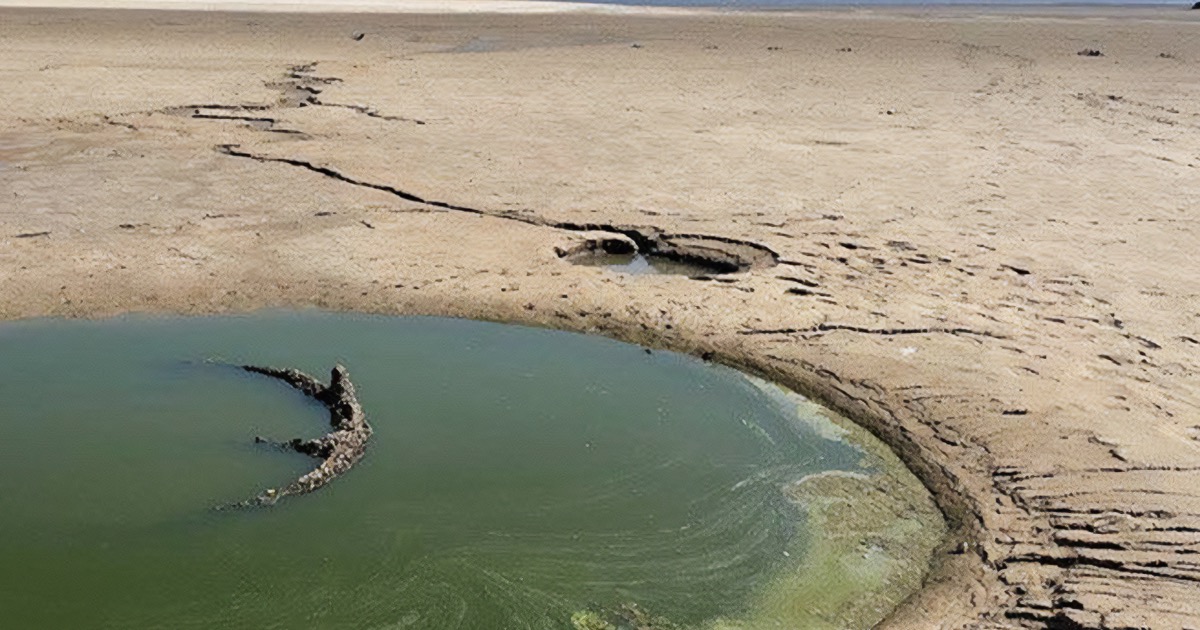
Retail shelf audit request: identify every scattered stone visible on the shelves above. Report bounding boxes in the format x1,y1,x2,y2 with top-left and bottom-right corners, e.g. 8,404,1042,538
837,47,852,52
351,31,365,41
1077,49,1104,57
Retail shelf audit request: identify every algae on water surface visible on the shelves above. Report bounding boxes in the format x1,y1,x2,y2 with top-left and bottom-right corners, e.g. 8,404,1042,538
0,313,942,629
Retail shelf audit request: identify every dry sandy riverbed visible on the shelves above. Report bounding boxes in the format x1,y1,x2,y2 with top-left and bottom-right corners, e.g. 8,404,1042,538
1,3,1199,627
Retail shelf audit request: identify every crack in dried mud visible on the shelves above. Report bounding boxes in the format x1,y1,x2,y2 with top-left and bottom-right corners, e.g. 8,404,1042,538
215,143,473,209
739,323,1008,340
308,99,427,124
213,144,779,274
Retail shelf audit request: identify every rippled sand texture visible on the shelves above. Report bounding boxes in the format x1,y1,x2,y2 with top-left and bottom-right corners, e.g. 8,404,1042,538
1,5,1199,628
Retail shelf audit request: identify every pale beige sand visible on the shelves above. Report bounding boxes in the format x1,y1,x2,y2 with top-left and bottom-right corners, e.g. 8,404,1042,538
2,5,1199,628
0,0,664,13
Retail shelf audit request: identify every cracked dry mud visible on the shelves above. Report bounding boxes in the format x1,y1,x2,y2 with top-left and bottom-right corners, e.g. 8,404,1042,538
2,6,1200,629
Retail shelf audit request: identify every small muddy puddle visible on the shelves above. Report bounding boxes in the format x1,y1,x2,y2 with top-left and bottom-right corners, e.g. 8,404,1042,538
573,252,721,277
0,312,943,629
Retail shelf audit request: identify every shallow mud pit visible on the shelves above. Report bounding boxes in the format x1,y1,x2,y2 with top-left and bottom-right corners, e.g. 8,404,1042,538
558,228,781,278
0,312,943,629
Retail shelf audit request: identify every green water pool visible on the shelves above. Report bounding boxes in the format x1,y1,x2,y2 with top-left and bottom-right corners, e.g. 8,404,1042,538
0,312,943,629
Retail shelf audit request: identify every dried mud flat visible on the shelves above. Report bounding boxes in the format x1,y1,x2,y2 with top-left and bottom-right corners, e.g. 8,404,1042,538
2,5,1200,628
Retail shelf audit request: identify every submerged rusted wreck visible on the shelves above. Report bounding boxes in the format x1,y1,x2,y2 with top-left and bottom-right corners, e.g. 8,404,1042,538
226,363,372,508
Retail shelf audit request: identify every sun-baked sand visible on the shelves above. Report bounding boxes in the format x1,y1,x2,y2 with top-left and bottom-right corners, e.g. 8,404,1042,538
0,0,670,13
2,3,1199,628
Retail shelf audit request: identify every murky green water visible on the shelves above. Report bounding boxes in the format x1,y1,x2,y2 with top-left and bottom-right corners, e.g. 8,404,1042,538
0,312,942,629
